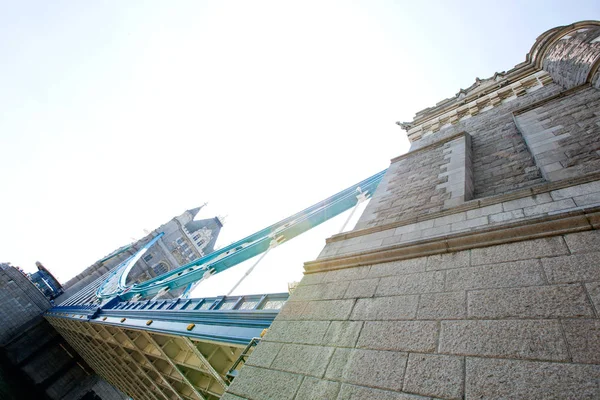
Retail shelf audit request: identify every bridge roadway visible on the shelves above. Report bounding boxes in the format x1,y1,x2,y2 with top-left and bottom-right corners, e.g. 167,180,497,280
46,293,288,400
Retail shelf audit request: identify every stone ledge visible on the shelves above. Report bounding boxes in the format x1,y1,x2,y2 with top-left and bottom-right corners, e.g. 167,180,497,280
327,171,600,244
305,206,600,274
512,83,589,116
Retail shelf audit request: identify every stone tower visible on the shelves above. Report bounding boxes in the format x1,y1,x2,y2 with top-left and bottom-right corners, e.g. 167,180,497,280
224,21,600,399
57,205,222,304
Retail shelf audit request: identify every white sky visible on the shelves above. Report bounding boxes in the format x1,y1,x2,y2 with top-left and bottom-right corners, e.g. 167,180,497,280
1,1,598,297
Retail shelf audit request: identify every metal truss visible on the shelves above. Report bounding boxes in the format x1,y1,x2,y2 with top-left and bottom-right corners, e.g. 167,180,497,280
45,292,285,399
47,315,251,400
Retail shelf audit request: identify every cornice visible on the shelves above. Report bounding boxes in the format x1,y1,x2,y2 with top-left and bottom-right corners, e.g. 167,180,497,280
305,206,600,274
400,20,600,143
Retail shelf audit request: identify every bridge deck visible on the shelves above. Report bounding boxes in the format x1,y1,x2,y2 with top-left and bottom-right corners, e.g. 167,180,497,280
45,293,287,399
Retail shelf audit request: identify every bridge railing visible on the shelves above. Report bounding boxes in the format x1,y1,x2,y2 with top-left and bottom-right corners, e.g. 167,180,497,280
46,292,289,345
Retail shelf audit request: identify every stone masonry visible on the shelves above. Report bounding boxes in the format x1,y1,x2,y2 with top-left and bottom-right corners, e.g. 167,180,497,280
0,263,127,400
223,21,600,399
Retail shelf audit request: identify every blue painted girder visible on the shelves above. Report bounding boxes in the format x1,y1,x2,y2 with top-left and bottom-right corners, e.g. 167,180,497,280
100,169,386,301
47,293,288,345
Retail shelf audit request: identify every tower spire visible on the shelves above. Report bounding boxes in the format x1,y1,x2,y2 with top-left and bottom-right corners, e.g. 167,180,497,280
187,202,208,218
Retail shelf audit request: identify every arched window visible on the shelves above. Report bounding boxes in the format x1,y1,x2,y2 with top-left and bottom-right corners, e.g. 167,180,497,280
152,262,169,276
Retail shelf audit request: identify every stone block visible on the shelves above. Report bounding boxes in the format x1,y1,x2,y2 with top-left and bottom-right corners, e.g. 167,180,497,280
403,353,464,400
426,250,470,271
451,215,489,232
227,366,303,400
542,252,600,283
245,341,282,368
421,224,451,238
322,266,370,283
434,212,466,227
295,377,340,400
376,271,445,296
271,343,334,377
467,284,595,318
357,321,438,352
264,320,329,345
439,320,569,361
564,230,600,254
382,234,409,247
550,180,600,200
322,321,363,348
444,195,467,209
488,209,525,223
502,193,552,212
276,301,307,320
541,161,563,173
465,357,600,399
369,258,427,277
290,281,350,301
470,236,568,266
466,203,503,219
299,271,326,286
301,299,356,321
523,198,576,216
573,192,600,206
562,319,600,364
445,259,545,291
343,278,379,298
337,383,429,400
325,348,408,391
351,295,419,320
337,240,383,256
318,244,341,259
585,281,600,311
399,230,423,243
359,229,396,243
417,291,466,319
220,393,247,400
394,220,434,236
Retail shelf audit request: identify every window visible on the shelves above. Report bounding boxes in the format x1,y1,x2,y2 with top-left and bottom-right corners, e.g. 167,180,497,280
176,237,184,245
153,262,169,276
143,254,153,263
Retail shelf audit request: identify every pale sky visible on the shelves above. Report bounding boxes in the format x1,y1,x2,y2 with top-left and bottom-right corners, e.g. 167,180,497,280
1,1,598,297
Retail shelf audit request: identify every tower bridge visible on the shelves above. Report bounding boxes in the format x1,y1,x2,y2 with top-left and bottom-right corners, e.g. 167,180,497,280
43,170,386,399
5,20,600,400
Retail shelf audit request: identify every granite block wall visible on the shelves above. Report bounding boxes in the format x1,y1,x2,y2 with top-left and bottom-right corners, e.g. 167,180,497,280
227,231,600,400
0,264,51,345
542,25,600,90
410,83,560,200
515,86,600,181
0,264,126,400
357,133,474,229
355,84,564,231
356,136,450,228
